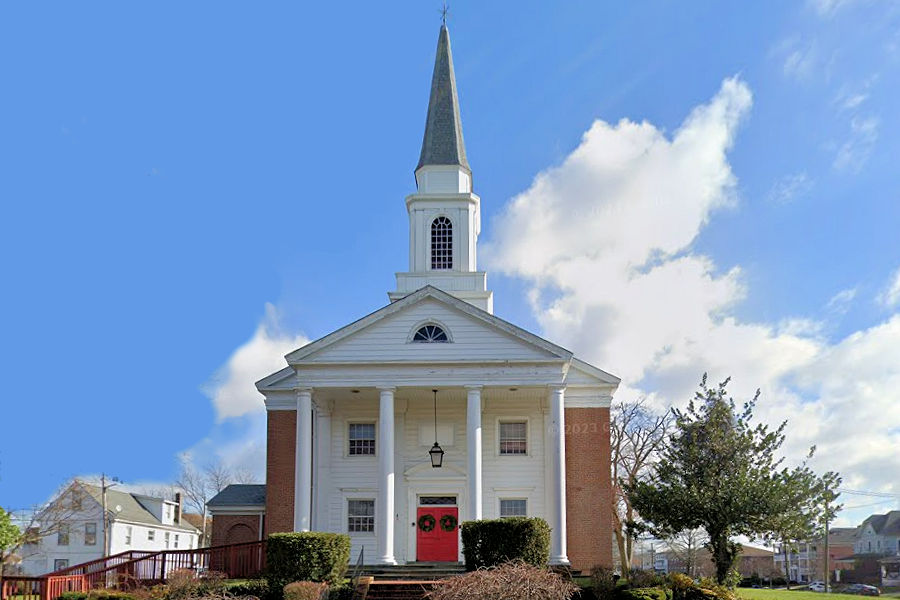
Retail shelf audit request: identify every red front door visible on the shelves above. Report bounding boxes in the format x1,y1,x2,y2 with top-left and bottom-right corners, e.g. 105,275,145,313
416,506,459,562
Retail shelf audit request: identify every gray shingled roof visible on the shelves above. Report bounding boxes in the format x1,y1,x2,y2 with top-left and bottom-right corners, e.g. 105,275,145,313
416,25,470,174
80,483,198,533
207,484,266,507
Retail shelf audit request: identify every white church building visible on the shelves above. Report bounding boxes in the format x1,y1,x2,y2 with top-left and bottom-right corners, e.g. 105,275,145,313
241,24,619,571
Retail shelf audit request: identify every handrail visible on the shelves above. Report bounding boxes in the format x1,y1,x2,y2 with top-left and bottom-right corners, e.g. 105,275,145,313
1,540,268,600
349,548,364,600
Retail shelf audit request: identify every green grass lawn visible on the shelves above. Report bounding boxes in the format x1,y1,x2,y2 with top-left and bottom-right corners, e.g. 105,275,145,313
739,588,900,600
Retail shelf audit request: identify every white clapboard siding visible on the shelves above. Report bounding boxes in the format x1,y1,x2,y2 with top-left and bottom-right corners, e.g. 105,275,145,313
305,298,559,363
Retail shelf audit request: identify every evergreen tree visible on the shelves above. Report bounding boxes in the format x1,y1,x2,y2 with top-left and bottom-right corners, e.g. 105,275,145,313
626,375,840,584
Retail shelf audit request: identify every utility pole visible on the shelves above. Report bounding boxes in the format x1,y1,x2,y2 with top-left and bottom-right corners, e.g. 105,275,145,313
824,493,831,593
100,474,121,558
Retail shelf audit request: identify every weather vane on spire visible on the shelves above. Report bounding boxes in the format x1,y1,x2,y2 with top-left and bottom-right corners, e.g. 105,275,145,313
440,2,450,26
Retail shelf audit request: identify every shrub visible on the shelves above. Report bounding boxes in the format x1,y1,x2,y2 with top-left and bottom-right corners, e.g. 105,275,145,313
165,569,228,600
667,573,694,600
325,581,353,600
590,566,619,600
623,570,666,589
427,561,578,600
459,517,551,570
283,582,327,600
620,588,670,600
266,532,351,591
225,579,270,599
59,594,136,600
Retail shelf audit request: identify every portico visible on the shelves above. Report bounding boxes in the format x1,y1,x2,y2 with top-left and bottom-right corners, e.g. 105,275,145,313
283,381,572,565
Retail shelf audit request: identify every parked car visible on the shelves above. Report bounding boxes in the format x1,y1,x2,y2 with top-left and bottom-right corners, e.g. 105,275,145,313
808,581,826,592
846,584,881,596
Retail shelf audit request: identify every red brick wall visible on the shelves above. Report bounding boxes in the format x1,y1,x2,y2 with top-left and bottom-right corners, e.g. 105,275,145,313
565,406,613,571
266,410,296,535
211,514,262,546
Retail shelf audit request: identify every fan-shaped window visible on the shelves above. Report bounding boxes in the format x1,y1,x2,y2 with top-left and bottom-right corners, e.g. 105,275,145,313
413,324,449,343
431,216,452,270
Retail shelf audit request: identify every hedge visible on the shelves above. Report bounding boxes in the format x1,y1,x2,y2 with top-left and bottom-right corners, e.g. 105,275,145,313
459,517,551,570
283,582,327,600
225,579,270,599
619,588,671,600
266,532,351,592
58,593,136,600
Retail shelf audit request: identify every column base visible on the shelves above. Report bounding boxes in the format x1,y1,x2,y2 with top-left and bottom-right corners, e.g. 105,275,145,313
378,556,398,565
550,556,570,566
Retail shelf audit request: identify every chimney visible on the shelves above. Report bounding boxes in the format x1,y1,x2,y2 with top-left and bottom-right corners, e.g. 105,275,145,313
174,492,182,524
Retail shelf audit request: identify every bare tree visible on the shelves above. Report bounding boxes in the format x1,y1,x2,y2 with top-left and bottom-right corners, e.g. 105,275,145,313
610,399,673,572
3,481,94,578
175,458,257,546
664,528,708,577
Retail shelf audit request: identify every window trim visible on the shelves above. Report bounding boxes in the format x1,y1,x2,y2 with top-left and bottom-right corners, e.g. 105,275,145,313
498,498,528,519
84,522,97,546
57,524,70,546
344,496,376,537
497,418,530,457
429,215,453,271
345,419,377,458
406,320,453,343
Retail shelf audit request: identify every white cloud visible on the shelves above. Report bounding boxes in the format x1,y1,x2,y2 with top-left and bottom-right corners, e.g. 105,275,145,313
486,76,900,527
826,287,857,314
877,267,900,308
768,172,813,204
782,41,819,81
833,115,880,172
202,303,309,421
809,0,863,17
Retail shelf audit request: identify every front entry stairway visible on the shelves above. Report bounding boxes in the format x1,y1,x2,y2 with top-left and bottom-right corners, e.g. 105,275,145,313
357,563,465,600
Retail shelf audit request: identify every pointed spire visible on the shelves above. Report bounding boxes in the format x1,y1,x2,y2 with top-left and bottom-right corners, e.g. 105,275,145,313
416,24,470,174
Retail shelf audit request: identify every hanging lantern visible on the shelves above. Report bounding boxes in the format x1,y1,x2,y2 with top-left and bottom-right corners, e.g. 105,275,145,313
430,389,444,468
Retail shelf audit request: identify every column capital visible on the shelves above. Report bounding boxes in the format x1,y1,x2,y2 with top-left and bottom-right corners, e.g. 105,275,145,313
295,386,313,396
377,386,396,393
464,384,483,391
547,384,567,394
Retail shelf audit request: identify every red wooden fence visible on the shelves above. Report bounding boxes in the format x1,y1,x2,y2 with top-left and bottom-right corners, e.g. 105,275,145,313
0,541,266,600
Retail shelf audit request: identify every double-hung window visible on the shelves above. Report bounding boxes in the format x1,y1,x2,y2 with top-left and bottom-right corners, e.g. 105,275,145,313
57,525,70,546
499,499,527,518
84,523,97,546
499,421,527,455
347,500,375,533
348,423,376,456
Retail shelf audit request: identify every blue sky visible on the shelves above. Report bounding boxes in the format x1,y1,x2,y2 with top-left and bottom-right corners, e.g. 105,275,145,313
1,1,899,526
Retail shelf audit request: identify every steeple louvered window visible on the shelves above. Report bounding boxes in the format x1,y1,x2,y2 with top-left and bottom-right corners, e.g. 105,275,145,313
431,216,453,270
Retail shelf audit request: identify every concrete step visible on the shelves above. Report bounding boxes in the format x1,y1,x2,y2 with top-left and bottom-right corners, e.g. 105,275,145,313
362,562,466,581
364,581,435,600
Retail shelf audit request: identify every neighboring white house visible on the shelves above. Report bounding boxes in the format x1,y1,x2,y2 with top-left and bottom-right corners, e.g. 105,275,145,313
855,511,900,556
19,481,199,575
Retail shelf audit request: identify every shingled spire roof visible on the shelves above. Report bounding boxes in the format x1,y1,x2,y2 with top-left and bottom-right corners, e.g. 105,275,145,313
416,24,470,174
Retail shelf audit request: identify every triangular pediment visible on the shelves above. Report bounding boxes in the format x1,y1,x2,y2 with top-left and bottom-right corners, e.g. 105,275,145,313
284,286,571,365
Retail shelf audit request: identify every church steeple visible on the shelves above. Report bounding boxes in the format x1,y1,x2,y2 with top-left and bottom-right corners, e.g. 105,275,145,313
390,22,493,313
416,24,470,175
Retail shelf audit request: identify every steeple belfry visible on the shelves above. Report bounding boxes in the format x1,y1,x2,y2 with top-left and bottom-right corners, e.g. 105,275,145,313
389,23,493,313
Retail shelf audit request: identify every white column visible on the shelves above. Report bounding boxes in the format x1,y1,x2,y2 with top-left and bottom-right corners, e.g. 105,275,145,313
314,400,332,531
466,385,483,521
294,388,313,532
548,385,569,565
377,387,397,565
